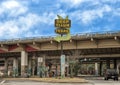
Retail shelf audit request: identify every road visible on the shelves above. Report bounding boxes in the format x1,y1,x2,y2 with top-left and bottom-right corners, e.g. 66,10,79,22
0,78,120,85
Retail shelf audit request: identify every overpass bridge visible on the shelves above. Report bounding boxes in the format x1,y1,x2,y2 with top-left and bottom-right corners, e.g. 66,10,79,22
0,31,120,77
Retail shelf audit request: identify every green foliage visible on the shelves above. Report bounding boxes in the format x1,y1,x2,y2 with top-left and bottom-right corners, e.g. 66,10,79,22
13,68,18,77
74,62,80,76
69,60,80,77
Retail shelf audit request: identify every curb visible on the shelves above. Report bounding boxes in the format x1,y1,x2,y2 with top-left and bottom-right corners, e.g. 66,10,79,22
3,78,88,83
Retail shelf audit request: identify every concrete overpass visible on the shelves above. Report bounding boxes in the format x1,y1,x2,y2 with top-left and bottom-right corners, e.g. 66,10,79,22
0,31,120,77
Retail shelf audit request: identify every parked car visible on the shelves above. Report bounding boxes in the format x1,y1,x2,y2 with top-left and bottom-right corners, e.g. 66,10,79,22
104,69,118,81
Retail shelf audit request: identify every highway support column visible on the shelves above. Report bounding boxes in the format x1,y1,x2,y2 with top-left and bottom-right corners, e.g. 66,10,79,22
21,51,28,77
28,57,32,77
106,60,110,69
117,61,120,75
13,57,18,77
99,61,103,76
95,62,98,76
114,59,117,69
4,58,8,77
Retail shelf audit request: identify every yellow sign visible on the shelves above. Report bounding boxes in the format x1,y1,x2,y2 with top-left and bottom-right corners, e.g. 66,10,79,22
54,15,71,42
55,19,71,28
55,28,69,34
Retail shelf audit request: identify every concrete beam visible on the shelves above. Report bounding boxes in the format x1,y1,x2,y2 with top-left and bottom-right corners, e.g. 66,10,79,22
32,42,41,49
0,44,8,51
83,54,120,58
69,39,72,43
17,43,25,50
0,44,8,48
50,41,58,49
50,40,53,44
90,38,98,45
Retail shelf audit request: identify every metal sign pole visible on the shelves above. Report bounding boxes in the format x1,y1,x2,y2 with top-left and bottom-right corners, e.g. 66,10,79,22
61,34,63,55
54,15,71,78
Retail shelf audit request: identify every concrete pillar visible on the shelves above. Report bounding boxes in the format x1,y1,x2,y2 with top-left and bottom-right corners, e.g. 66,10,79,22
37,57,44,77
113,59,117,69
95,62,98,76
32,56,36,76
106,60,110,69
13,58,18,77
28,58,31,70
28,58,32,76
21,51,28,77
13,58,18,68
66,56,69,76
43,55,45,66
99,61,102,76
117,61,120,75
4,59,8,74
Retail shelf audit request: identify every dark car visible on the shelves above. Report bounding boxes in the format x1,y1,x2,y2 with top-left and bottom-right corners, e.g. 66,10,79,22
104,69,118,81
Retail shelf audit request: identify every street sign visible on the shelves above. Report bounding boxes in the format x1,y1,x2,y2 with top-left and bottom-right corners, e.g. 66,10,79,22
38,57,43,62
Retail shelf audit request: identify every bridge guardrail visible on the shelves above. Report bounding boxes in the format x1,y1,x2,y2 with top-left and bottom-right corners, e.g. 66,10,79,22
0,30,120,43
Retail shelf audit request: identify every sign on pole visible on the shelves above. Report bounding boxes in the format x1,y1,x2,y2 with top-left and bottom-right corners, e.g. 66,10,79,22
38,57,43,62
54,15,71,42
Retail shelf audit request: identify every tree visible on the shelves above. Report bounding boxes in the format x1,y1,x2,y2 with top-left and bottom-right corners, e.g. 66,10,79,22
69,60,80,77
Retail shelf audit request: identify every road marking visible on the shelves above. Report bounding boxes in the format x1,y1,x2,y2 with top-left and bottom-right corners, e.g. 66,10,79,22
0,80,6,85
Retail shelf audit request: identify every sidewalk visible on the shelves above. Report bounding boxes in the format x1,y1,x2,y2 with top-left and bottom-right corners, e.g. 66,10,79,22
3,77,88,83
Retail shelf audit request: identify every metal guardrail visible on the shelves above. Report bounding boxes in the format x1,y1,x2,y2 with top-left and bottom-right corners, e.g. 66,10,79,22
72,30,120,38
0,30,120,43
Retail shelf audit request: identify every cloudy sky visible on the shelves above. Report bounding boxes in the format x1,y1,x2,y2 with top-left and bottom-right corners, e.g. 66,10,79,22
0,0,120,39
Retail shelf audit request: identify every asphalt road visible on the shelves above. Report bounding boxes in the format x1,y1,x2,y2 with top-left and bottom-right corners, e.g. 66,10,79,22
0,78,120,85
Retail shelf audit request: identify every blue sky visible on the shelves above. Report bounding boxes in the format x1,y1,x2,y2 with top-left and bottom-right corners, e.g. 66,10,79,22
0,0,120,39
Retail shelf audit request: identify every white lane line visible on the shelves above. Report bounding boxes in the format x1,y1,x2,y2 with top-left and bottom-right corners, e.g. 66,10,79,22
0,80,6,85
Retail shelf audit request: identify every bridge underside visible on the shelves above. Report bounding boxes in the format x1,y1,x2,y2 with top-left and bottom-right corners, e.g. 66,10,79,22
0,31,120,77
0,47,120,58
0,47,120,77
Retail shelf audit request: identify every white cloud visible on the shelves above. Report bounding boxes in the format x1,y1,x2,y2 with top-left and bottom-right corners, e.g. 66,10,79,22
0,0,42,39
0,21,19,38
70,5,112,24
60,0,87,7
0,0,28,17
2,0,21,9
0,0,119,39
0,13,41,39
0,10,61,39
101,0,120,3
38,11,67,25
18,13,40,31
60,0,120,8
60,0,101,8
